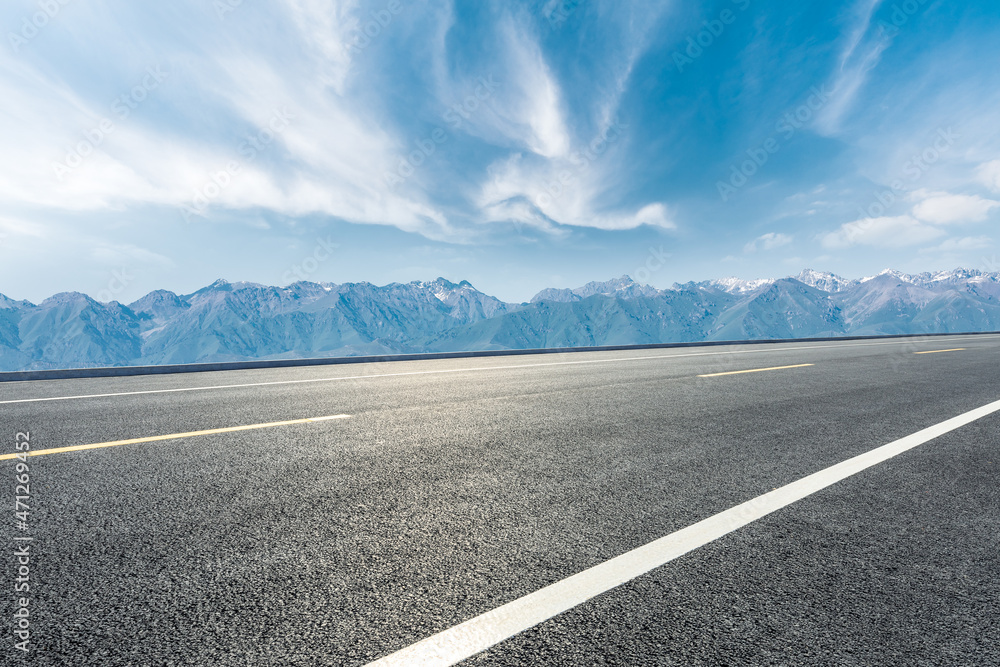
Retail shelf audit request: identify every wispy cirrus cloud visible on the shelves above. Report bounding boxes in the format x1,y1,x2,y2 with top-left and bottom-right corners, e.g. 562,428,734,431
4,0,1000,304
813,0,889,135
0,0,677,241
284,0,359,93
468,2,674,233
0,0,454,238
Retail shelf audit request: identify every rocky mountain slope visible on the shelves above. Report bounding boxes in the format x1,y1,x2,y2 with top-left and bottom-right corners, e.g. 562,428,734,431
1,269,998,370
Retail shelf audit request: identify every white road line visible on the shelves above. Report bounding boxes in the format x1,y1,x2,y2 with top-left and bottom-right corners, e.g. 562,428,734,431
365,397,1000,667
1,335,992,405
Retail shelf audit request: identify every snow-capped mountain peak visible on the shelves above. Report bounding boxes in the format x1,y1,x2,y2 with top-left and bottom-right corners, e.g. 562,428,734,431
860,268,912,284
530,275,661,302
794,269,857,292
708,276,776,294
4,268,1000,372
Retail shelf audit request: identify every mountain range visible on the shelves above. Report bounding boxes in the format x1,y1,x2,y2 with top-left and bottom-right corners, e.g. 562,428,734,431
2,268,999,371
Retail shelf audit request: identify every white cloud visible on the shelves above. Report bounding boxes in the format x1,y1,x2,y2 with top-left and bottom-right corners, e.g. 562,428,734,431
478,196,563,235
583,202,675,231
0,216,46,239
821,215,945,249
814,0,888,135
589,3,669,139
0,2,674,244
630,203,674,228
911,192,1000,224
90,243,174,267
517,61,571,159
977,160,1000,192
0,11,457,241
476,153,673,232
445,5,674,234
744,232,792,253
919,236,993,254
285,0,360,94
441,16,570,159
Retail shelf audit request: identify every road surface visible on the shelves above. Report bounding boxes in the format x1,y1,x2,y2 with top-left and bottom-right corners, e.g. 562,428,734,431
2,334,998,665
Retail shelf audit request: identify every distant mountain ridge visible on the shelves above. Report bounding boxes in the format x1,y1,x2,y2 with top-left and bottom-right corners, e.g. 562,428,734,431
2,268,998,371
530,276,661,302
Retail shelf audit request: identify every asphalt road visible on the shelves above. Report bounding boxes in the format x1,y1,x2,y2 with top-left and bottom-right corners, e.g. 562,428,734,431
1,334,998,666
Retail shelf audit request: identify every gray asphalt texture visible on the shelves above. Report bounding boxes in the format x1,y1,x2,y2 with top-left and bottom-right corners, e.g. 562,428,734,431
1,334,998,666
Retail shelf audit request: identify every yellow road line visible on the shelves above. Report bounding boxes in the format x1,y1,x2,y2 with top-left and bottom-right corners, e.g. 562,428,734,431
0,415,351,461
698,363,814,378
914,348,965,355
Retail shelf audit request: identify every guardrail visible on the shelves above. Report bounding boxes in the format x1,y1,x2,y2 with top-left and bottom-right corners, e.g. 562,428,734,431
1,330,996,382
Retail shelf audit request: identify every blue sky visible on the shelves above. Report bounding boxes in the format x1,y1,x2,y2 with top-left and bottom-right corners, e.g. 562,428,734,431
2,0,999,303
